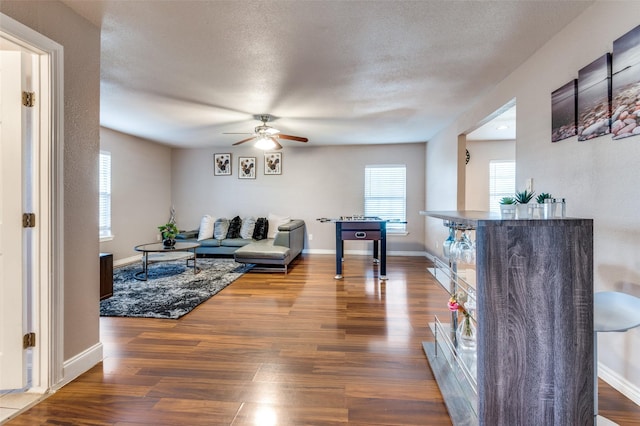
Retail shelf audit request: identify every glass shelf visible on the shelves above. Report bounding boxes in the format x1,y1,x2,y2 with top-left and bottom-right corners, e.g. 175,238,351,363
428,257,477,322
425,256,479,424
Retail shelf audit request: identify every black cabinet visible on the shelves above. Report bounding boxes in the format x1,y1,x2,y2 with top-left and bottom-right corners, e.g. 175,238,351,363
100,253,113,300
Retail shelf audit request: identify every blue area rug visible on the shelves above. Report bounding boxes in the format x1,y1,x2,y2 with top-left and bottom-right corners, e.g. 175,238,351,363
100,258,252,319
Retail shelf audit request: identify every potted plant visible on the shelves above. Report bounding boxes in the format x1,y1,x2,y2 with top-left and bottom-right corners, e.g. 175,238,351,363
534,192,553,219
499,196,516,219
535,192,553,204
158,222,179,248
514,189,535,219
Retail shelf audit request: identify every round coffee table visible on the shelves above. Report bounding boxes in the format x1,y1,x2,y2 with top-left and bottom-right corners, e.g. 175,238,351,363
133,242,201,281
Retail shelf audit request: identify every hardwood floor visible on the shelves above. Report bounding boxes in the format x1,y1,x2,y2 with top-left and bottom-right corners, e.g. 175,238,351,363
6,255,640,425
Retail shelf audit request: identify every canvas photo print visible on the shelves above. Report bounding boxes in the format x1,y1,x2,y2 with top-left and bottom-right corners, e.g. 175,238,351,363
577,53,612,141
551,80,577,142
612,24,640,140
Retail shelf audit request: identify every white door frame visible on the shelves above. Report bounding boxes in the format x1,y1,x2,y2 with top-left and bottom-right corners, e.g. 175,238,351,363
0,12,64,392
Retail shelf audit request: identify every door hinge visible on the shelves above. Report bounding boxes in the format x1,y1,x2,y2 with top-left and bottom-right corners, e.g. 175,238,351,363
23,332,36,349
23,213,36,228
22,91,36,108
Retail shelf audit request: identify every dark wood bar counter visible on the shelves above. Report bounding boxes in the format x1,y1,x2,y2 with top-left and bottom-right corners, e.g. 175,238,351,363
421,211,594,425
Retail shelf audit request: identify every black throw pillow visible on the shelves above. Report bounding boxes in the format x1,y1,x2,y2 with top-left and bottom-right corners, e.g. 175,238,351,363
252,217,269,240
226,216,242,239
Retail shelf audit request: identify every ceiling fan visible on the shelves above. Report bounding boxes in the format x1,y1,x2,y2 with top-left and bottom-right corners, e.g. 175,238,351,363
225,114,308,150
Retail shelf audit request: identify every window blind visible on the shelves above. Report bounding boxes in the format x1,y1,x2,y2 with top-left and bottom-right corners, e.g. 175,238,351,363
99,151,112,238
364,165,406,233
489,160,516,214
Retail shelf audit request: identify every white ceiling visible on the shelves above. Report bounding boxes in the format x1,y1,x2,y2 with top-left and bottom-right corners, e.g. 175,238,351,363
61,0,592,149
467,104,517,141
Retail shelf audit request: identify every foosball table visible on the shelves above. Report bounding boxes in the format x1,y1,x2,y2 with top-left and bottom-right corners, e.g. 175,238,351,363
318,216,389,280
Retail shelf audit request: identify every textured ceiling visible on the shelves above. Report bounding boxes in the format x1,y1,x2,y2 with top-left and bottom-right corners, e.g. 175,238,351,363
61,0,593,148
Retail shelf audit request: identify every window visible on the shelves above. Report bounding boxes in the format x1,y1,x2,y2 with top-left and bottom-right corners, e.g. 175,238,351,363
489,160,516,214
364,165,406,233
99,151,112,239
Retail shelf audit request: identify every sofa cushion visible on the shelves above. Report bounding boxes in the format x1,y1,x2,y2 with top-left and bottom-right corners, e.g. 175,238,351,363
252,217,269,240
226,216,242,239
198,238,221,247
197,215,215,241
240,217,256,239
220,238,253,247
267,213,291,239
214,218,229,240
234,240,290,261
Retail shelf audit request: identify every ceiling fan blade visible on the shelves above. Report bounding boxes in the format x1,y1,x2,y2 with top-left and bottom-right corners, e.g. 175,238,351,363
269,137,283,150
278,134,308,143
233,136,257,146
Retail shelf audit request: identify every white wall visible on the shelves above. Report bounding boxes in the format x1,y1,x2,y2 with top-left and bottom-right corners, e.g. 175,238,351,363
171,143,426,255
99,128,173,262
465,140,516,211
425,1,640,401
0,2,101,362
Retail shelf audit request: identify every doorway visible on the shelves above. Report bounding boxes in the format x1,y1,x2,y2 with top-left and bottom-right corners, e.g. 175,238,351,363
0,13,64,421
462,100,517,212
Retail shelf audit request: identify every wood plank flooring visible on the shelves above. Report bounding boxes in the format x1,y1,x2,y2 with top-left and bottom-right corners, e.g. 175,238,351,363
6,255,640,425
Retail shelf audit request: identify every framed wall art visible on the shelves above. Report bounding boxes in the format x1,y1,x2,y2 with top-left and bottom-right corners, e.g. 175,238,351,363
238,157,256,179
551,79,578,142
611,24,640,140
264,152,282,175
577,53,612,141
214,153,231,176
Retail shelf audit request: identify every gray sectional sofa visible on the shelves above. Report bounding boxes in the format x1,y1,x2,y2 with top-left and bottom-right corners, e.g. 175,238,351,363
176,219,305,272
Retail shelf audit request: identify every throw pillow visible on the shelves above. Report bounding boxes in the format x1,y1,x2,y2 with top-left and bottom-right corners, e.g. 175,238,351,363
213,218,230,240
226,216,242,239
252,217,269,240
197,215,215,241
240,217,256,239
267,213,291,239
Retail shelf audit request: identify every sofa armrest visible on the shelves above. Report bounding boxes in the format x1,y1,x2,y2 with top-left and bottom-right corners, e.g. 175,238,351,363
277,219,305,232
273,220,305,258
176,230,198,239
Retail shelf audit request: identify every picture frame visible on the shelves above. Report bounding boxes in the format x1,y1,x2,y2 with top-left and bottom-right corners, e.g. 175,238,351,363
238,156,256,179
577,53,612,141
611,24,640,140
214,153,232,176
551,79,577,142
264,152,282,175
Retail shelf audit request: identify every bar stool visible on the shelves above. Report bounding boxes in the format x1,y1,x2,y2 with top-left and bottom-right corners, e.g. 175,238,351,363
593,291,640,421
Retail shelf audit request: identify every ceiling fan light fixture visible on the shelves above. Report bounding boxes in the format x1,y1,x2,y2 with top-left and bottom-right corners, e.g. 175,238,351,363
255,135,278,150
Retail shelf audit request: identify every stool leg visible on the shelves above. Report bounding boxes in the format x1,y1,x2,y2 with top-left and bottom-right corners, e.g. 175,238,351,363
594,331,598,418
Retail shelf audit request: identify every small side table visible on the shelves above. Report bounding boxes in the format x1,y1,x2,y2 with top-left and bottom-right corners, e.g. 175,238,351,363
99,253,113,300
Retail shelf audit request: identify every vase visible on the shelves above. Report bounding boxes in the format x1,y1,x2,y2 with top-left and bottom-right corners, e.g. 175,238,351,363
456,314,477,351
163,238,176,248
515,204,530,219
500,204,516,219
531,203,545,219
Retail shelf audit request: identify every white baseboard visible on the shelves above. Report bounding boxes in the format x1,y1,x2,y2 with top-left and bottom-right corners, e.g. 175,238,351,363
114,255,141,267
424,252,437,262
302,248,334,255
55,342,103,390
599,362,640,406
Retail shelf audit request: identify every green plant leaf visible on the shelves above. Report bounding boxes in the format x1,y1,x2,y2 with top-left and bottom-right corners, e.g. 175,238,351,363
514,189,535,204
